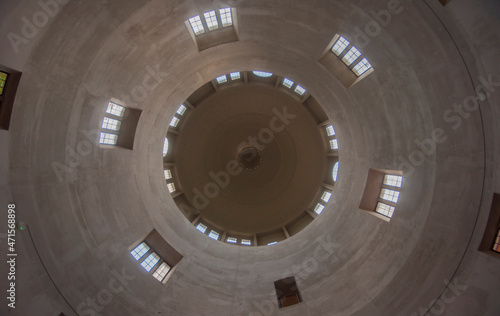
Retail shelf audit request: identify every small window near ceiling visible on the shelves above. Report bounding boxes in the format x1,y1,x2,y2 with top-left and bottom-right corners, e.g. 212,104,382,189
331,36,350,56
332,162,339,182
176,104,187,116
130,242,150,260
342,46,361,66
164,169,172,180
219,8,233,27
163,138,169,157
321,191,332,203
101,117,121,131
189,15,205,35
326,125,335,136
253,71,273,78
216,75,228,84
241,239,252,245
106,102,125,117
196,223,207,233
230,72,241,80
152,262,171,282
203,10,219,30
170,117,180,127
208,230,220,240
0,71,8,95
282,78,294,89
380,188,400,203
313,203,325,215
329,139,339,150
167,183,176,193
227,237,237,243
140,252,160,272
294,85,306,96
99,132,118,145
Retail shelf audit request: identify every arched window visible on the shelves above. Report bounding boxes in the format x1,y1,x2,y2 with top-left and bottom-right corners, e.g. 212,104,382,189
332,162,339,182
163,138,169,157
253,71,273,78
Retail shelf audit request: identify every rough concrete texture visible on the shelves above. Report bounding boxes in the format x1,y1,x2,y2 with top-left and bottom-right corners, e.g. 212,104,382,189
0,0,499,315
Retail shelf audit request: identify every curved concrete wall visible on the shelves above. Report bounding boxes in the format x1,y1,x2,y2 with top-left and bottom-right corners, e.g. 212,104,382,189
0,0,499,315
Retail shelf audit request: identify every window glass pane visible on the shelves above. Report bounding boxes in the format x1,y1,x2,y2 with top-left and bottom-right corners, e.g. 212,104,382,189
196,223,207,233
164,169,172,180
352,58,372,76
152,262,171,282
189,15,205,35
219,8,233,27
101,117,121,131
253,71,273,78
208,230,220,240
331,36,350,56
241,239,251,245
167,183,176,193
321,191,332,203
99,132,118,145
170,116,180,127
329,139,339,150
294,85,306,95
332,162,339,182
230,72,241,80
130,242,150,260
106,102,125,117
140,252,160,272
227,237,237,243
203,10,219,30
0,71,8,96
342,46,361,66
216,75,227,84
384,175,403,188
176,104,187,115
326,125,335,136
282,78,294,88
268,241,278,246
163,138,169,157
314,203,325,215
380,188,400,203
375,202,395,218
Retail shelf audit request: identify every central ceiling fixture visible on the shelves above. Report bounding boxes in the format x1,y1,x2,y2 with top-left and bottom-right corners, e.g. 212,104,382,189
238,147,263,171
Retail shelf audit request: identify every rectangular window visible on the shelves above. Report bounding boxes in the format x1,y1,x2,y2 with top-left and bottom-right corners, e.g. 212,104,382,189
227,237,237,243
164,169,172,180
99,132,118,145
101,117,121,131
219,8,233,27
331,36,350,56
176,104,187,116
196,223,207,233
493,229,500,253
321,191,332,203
268,241,278,246
152,262,171,282
130,242,150,260
0,71,8,96
380,188,400,203
170,116,180,127
342,46,361,66
189,15,205,35
329,139,339,150
375,202,395,218
216,75,228,84
140,252,160,272
167,183,176,193
230,72,241,80
294,85,306,96
314,203,325,215
352,58,372,76
208,230,220,240
241,239,252,245
326,125,335,136
283,78,294,89
105,102,125,117
204,11,219,30
384,175,403,188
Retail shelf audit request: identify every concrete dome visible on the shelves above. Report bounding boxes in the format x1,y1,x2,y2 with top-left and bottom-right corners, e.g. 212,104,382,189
1,0,499,315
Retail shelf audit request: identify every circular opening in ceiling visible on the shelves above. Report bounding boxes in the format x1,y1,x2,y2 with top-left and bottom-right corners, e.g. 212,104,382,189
238,147,263,171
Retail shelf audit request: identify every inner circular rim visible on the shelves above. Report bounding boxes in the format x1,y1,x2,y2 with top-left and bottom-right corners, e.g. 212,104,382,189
238,147,263,171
